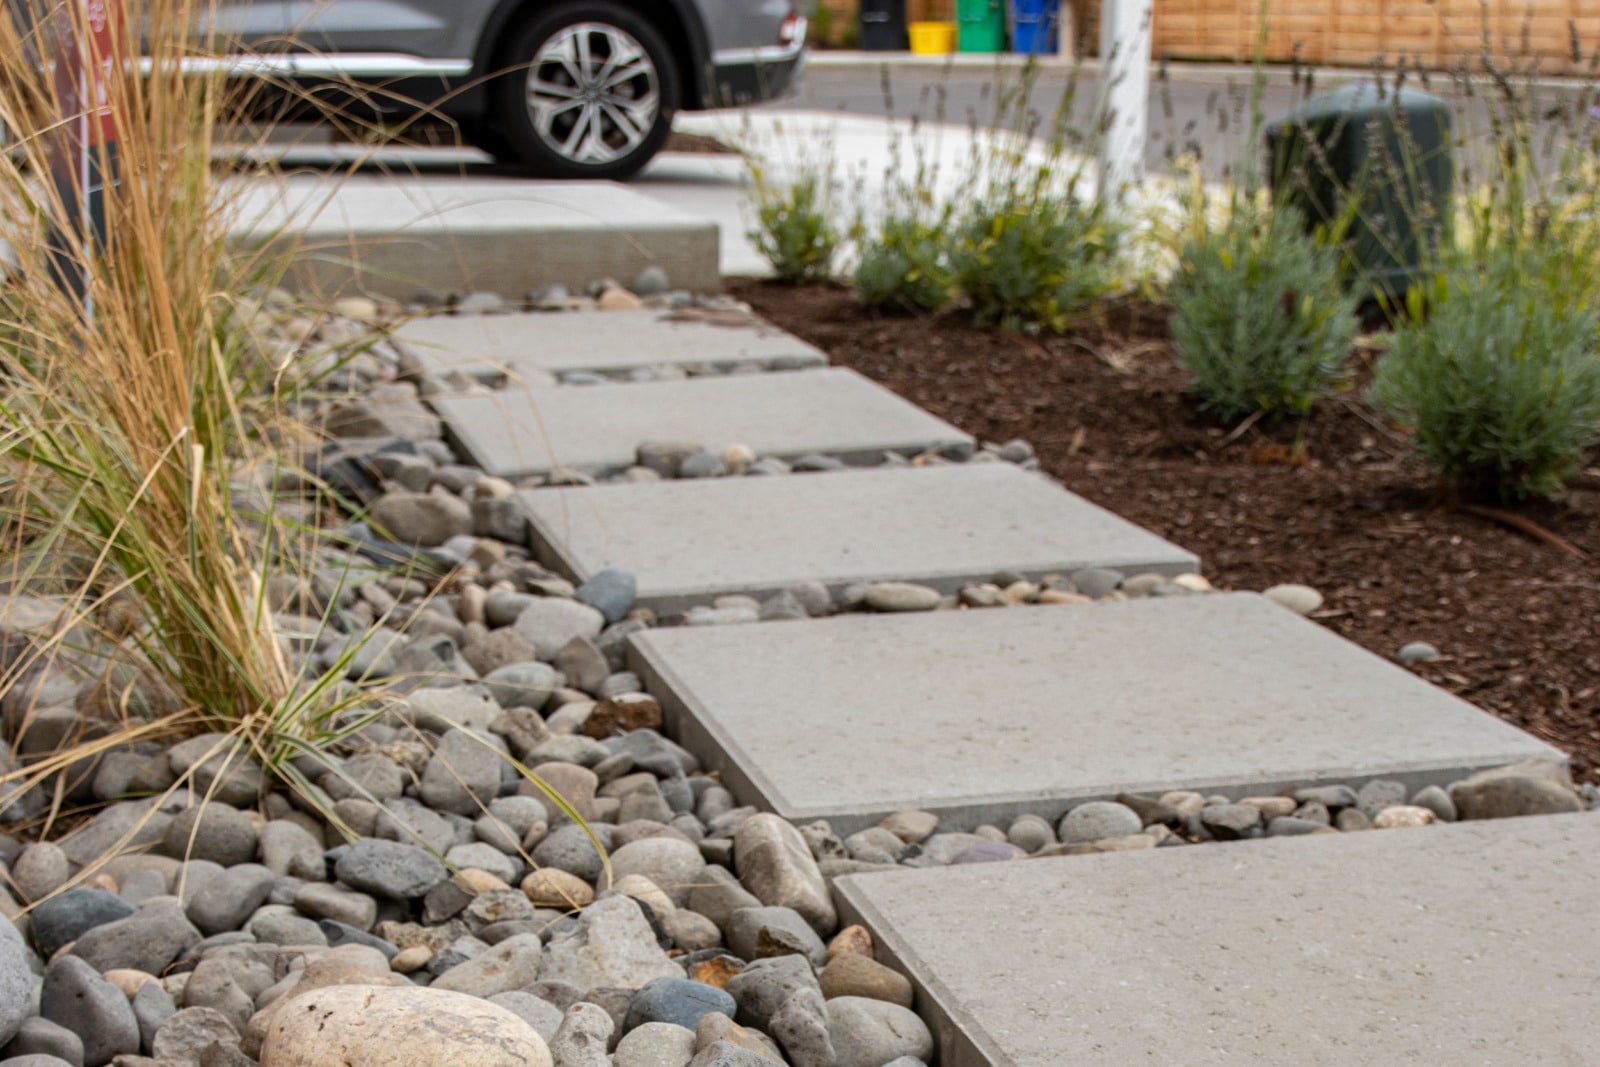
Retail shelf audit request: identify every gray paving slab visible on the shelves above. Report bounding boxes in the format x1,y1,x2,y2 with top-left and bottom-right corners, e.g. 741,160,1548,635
628,592,1562,834
392,309,827,384
834,812,1600,1066
521,463,1197,612
227,175,719,299
435,367,973,478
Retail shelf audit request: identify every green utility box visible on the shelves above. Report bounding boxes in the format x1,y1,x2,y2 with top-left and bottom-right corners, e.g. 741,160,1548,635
1267,83,1454,302
958,0,1006,51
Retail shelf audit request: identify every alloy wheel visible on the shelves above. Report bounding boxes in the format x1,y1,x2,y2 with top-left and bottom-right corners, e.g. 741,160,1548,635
524,22,661,165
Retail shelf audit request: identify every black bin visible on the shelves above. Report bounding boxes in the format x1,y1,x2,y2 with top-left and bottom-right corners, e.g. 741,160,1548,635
860,0,909,50
1267,83,1454,302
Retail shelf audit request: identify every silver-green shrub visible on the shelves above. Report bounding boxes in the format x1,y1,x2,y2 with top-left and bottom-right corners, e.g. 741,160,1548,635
749,169,839,285
1169,203,1359,422
950,191,1120,333
854,215,955,313
1368,252,1600,501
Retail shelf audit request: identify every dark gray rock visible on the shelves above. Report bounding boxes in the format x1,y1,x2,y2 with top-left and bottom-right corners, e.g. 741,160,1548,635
31,890,135,959
291,882,378,930
39,956,139,1067
724,954,820,1031
826,996,934,1067
1356,779,1409,818
1450,759,1583,820
688,1041,779,1067
334,838,449,900
150,1007,239,1063
1293,784,1358,809
727,907,827,968
1267,817,1331,837
579,566,640,627
161,805,258,868
71,899,201,975
0,1056,79,1067
622,977,734,1034
1410,784,1458,822
1058,801,1142,845
770,985,834,1067
131,981,175,1054
1,1017,83,1067
1199,804,1262,841
185,864,276,937
418,728,507,816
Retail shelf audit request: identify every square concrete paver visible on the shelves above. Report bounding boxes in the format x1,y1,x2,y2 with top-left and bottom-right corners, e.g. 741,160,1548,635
834,813,1600,1066
393,309,827,383
521,463,1197,612
628,593,1562,833
434,368,971,478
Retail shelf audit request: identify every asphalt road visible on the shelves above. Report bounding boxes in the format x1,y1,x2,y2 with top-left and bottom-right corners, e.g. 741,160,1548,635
771,57,1598,182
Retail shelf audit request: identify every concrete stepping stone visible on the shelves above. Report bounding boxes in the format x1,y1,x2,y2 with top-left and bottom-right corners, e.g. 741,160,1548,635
833,812,1600,1066
521,464,1196,612
435,368,970,478
628,593,1561,833
393,309,827,383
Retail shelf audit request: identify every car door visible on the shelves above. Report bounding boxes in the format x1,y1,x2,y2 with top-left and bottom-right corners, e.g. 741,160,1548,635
281,0,497,60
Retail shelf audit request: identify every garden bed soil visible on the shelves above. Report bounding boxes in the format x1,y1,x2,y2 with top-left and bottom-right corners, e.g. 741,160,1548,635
728,278,1600,783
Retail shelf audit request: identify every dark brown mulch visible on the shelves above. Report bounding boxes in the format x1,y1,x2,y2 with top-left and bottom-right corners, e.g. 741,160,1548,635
663,132,738,155
728,278,1600,784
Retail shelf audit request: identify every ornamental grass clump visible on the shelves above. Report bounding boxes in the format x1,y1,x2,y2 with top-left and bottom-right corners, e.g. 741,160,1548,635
1168,202,1359,422
1367,250,1600,502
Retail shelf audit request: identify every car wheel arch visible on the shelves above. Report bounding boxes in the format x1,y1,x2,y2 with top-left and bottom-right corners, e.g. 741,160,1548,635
471,0,711,111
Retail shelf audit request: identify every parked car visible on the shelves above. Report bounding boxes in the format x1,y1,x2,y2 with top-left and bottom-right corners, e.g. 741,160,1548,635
210,0,808,178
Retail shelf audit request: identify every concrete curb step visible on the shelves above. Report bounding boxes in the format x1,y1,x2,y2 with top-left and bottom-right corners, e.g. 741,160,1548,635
228,175,720,300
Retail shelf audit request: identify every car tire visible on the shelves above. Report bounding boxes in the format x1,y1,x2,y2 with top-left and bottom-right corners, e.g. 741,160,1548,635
493,1,680,180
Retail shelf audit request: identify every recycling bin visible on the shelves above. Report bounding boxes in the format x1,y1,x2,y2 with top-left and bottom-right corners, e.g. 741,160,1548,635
1011,0,1061,54
860,0,910,50
1267,83,1455,301
958,0,1005,52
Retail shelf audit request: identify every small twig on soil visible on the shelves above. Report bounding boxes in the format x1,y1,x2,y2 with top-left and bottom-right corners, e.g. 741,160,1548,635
1219,409,1265,447
1458,505,1588,558
1067,427,1087,456
1333,394,1408,448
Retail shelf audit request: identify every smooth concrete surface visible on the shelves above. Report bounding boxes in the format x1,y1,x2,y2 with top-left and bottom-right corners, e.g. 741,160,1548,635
833,813,1600,1066
523,463,1196,613
393,308,827,383
629,593,1562,834
226,174,720,298
436,367,971,478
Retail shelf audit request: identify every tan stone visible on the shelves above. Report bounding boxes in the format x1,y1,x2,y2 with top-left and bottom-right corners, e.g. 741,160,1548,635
1037,590,1092,604
819,953,914,1009
1373,805,1438,829
1241,796,1298,820
826,924,874,962
389,946,432,974
456,869,511,894
521,868,595,910
688,955,743,990
104,969,160,997
258,985,551,1067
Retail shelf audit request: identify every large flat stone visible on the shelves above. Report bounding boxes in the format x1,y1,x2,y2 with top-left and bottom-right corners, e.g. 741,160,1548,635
628,593,1561,833
438,368,972,478
834,813,1600,1066
522,463,1195,611
228,175,719,299
393,309,827,383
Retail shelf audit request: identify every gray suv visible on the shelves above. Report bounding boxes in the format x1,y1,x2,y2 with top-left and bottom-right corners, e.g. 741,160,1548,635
215,0,807,178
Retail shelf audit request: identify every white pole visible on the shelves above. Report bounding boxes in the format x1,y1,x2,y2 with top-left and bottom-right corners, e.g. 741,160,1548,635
1096,0,1153,204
